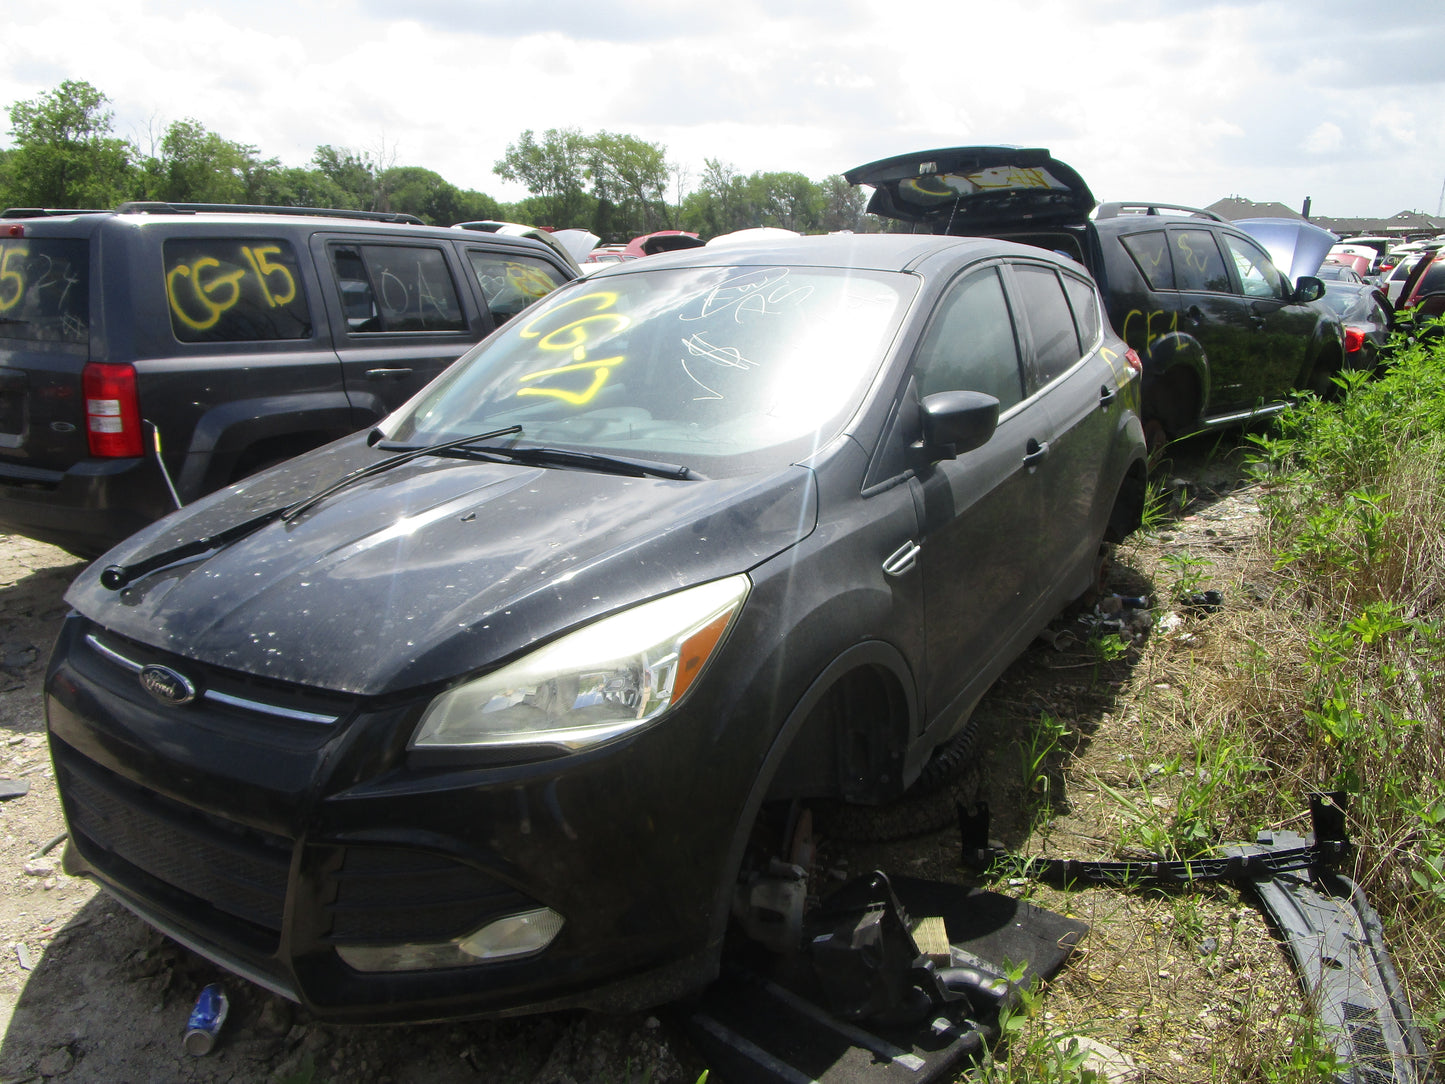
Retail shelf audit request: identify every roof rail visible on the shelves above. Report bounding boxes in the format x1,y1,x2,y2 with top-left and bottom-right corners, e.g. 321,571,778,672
114,202,428,225
1,207,109,219
1095,201,1225,222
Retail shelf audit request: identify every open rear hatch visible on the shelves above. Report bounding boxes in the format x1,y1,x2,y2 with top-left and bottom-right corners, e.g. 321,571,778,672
844,146,1095,234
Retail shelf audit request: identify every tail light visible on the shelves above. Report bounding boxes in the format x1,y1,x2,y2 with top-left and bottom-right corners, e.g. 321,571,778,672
1343,327,1366,354
1124,347,1143,375
82,363,144,457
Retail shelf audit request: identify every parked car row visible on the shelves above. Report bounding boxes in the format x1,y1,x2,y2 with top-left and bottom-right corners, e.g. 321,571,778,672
4,144,1391,1026
844,146,1346,447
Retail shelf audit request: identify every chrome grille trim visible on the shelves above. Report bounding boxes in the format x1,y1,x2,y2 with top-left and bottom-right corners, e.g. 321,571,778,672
84,633,341,725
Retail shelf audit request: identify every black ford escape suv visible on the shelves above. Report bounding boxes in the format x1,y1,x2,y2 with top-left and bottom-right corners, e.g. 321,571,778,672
0,203,574,556
846,147,1347,446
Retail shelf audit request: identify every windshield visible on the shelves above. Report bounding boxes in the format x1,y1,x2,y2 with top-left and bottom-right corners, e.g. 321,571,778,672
385,263,915,473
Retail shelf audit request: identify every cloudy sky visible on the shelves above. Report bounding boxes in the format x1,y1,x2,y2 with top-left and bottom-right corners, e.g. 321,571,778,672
3,0,1443,220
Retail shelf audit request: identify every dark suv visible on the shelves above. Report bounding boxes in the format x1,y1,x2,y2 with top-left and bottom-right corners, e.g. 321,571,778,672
846,147,1346,444
0,203,574,556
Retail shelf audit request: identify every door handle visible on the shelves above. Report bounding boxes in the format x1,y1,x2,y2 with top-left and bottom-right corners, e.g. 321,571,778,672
1099,385,1117,411
883,540,921,577
1186,305,1204,326
366,368,414,380
1250,315,1266,329
1023,439,1050,468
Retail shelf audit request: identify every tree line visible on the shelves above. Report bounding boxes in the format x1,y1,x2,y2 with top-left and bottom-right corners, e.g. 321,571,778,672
0,81,874,242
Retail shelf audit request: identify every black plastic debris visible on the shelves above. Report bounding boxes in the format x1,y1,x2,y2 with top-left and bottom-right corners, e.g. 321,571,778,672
0,778,29,800
1179,588,1224,615
684,875,1086,1084
1221,836,1439,1084
960,794,1438,1084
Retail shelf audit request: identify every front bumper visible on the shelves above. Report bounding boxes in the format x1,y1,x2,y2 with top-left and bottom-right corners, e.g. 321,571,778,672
44,614,749,1022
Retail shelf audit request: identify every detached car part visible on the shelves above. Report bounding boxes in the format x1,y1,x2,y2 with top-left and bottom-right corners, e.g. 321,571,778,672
960,794,1438,1084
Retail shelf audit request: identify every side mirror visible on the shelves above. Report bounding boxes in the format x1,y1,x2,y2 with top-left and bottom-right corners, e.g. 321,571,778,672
918,390,1000,461
1294,276,1325,303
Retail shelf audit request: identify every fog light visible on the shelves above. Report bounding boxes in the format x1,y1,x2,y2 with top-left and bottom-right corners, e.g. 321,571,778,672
336,907,564,972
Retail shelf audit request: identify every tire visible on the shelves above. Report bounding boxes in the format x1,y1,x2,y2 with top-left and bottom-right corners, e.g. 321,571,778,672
810,718,984,843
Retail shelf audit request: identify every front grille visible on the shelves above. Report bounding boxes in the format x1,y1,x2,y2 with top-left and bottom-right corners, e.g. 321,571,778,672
326,846,539,943
54,743,292,940
80,626,354,743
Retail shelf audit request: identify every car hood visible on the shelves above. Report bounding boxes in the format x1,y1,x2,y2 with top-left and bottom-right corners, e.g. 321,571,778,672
1233,218,1338,282
844,146,1096,233
65,439,818,697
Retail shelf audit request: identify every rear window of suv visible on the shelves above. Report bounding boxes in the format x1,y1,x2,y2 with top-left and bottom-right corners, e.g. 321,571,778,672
164,238,312,342
0,237,90,346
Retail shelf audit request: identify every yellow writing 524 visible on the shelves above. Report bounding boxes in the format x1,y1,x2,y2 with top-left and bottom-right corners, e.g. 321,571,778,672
516,291,630,406
0,243,28,314
166,246,297,331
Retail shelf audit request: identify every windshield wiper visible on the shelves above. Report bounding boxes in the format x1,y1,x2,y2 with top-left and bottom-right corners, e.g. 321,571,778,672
98,425,523,591
435,444,696,481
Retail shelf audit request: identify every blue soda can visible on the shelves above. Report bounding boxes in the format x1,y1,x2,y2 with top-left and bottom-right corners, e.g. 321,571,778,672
183,984,229,1055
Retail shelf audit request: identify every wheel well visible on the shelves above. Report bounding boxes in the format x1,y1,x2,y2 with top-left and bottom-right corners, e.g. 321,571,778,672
766,664,912,805
1144,365,1200,438
229,431,336,481
1106,459,1149,542
1309,346,1345,399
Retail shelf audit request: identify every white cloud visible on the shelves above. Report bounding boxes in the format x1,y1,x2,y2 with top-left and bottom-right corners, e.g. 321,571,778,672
1,0,1441,216
1303,123,1345,155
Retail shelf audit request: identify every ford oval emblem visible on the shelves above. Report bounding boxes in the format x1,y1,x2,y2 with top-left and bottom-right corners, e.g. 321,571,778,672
139,664,197,707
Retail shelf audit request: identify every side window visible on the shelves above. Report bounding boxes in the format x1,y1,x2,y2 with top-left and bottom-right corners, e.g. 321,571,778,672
164,239,312,343
1061,273,1101,351
1120,231,1176,290
1171,229,1231,293
1223,234,1287,299
913,267,1024,412
1012,264,1083,387
467,251,567,325
328,244,466,333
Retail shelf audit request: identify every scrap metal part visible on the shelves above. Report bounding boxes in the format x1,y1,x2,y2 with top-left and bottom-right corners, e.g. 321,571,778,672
959,793,1438,1084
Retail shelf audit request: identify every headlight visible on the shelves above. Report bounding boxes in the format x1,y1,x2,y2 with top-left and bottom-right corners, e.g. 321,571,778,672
411,574,750,752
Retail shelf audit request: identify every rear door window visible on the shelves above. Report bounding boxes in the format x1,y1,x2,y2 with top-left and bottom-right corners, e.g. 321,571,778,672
466,251,567,326
1061,272,1101,349
1170,229,1231,293
1120,231,1176,290
1011,264,1084,387
329,244,466,333
0,237,90,345
164,239,312,342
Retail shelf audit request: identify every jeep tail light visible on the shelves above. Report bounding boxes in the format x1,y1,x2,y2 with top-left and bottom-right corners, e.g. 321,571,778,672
1343,327,1366,354
2,224,22,238
1124,347,1142,375
83,363,144,458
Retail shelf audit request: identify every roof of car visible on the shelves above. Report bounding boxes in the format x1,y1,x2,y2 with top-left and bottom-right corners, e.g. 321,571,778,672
584,231,1068,275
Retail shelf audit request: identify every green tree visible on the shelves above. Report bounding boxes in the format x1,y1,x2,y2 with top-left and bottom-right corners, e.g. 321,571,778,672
312,144,381,210
494,128,591,228
139,117,274,204
820,174,869,233
5,80,134,207
587,131,670,238
378,165,466,224
679,158,745,237
247,165,349,209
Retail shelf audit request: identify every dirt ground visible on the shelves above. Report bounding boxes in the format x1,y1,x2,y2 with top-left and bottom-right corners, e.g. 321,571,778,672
0,443,1332,1083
